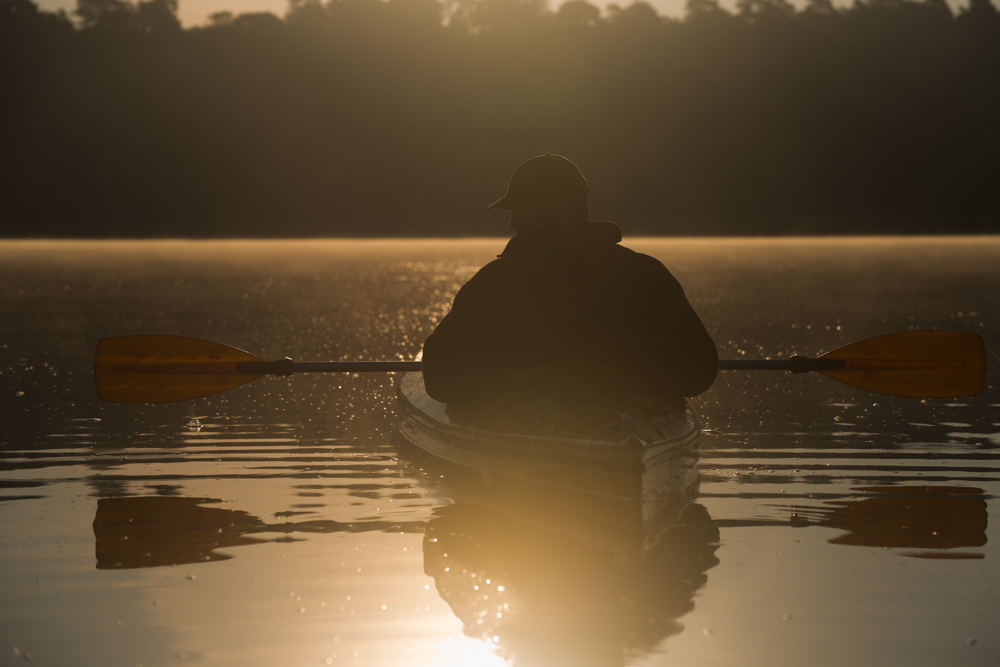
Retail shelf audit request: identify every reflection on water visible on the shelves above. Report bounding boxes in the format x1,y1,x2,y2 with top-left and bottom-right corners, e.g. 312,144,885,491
424,503,719,667
397,429,713,667
93,496,425,569
88,481,718,667
2,238,1000,666
795,486,988,558
94,497,276,568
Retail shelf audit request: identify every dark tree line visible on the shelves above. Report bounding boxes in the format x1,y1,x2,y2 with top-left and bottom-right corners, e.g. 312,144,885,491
2,0,998,237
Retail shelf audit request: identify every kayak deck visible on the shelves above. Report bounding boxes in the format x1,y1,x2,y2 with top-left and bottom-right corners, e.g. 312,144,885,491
397,372,700,505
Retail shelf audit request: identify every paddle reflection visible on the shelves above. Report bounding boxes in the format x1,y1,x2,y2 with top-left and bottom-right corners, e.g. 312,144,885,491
795,486,988,559
92,496,423,569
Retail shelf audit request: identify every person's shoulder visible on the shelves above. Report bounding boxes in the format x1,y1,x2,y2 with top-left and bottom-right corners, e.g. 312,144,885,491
452,255,516,301
613,242,674,274
612,242,687,296
466,255,513,284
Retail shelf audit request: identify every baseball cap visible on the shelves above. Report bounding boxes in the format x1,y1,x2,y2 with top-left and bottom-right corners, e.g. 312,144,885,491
485,153,590,211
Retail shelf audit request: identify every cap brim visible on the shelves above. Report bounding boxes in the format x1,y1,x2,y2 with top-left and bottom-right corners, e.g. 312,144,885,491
484,195,513,212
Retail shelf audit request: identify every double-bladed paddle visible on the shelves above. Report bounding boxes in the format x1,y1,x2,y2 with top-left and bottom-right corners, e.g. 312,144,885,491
94,330,985,404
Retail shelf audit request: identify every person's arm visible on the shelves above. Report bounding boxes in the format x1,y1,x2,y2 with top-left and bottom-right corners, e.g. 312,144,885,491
647,261,718,397
421,271,503,403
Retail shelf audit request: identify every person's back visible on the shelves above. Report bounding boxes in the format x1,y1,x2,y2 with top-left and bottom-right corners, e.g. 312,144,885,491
421,154,717,406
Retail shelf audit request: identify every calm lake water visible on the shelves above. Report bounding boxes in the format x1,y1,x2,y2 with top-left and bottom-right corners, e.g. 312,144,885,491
1,237,998,666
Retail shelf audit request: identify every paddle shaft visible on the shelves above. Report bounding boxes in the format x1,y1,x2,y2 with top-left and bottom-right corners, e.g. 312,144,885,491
231,360,423,375
247,358,841,375
292,361,422,373
720,360,789,370
719,358,845,372
94,331,986,402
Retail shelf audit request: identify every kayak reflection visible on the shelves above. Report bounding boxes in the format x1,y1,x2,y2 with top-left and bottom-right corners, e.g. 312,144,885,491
92,496,423,569
399,439,719,667
795,486,988,559
423,501,719,667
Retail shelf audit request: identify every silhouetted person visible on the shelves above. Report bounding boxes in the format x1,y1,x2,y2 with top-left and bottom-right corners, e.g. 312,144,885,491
422,153,718,405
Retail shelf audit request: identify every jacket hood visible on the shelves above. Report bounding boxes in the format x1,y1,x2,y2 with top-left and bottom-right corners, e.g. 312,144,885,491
499,221,622,258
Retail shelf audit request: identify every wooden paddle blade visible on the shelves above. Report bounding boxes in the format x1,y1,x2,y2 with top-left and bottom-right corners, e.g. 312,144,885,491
95,335,265,403
817,331,985,398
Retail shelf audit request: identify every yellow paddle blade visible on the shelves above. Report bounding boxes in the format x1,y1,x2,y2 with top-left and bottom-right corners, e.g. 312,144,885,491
95,335,266,403
817,331,985,398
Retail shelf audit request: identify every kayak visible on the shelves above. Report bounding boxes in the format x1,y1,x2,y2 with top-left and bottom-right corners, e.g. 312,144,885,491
396,371,701,519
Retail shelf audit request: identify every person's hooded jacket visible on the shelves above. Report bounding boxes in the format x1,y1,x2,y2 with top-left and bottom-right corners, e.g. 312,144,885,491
421,220,718,405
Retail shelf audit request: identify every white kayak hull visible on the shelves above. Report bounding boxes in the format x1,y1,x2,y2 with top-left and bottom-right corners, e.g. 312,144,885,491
396,372,701,511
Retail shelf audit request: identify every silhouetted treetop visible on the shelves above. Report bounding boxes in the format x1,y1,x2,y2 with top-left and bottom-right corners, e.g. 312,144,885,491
606,1,664,28
555,0,600,29
737,0,795,22
77,0,181,32
960,0,1000,30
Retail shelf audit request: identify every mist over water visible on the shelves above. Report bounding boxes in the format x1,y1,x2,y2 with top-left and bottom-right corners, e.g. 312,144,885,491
1,237,999,666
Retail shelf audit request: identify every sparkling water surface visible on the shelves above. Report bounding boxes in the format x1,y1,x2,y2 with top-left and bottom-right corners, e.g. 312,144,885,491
1,238,998,666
